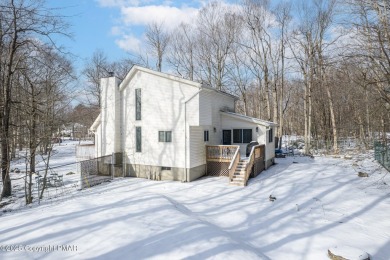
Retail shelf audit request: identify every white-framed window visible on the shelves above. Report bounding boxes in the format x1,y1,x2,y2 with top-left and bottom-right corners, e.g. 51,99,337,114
159,131,172,142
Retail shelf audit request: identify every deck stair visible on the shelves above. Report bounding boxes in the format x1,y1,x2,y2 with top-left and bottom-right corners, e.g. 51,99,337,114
230,158,249,186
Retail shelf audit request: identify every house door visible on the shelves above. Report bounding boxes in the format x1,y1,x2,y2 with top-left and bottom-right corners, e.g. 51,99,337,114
222,130,232,145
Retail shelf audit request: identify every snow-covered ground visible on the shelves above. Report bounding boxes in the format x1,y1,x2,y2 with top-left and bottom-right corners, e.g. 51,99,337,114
0,150,389,259
1,139,89,212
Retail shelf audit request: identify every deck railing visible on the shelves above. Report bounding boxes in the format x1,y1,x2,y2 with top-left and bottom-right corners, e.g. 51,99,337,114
206,145,239,162
206,145,265,181
206,145,240,176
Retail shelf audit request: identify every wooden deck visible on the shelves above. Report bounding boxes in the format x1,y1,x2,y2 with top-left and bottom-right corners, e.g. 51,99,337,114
206,145,265,185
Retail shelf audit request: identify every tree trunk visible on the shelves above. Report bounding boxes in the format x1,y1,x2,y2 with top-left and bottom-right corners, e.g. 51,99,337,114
1,0,19,198
27,80,37,204
324,81,338,153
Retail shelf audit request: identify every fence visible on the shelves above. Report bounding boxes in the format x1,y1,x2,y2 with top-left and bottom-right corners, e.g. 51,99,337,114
1,154,114,213
287,137,375,155
374,141,390,172
78,155,114,189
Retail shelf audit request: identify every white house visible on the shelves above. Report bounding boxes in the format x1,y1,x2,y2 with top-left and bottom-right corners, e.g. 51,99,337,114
90,66,276,183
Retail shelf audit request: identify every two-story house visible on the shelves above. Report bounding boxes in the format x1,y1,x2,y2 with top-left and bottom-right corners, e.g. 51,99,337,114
90,66,276,183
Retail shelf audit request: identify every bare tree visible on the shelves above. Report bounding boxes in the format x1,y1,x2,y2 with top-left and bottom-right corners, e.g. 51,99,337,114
15,43,73,204
110,58,134,81
167,23,196,80
83,50,111,108
288,0,338,154
226,42,252,115
274,1,292,148
242,0,274,120
0,0,69,198
348,0,390,108
196,1,242,90
145,21,170,72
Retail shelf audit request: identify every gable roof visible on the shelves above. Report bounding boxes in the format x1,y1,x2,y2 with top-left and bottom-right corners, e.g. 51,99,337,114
220,111,277,127
118,65,238,100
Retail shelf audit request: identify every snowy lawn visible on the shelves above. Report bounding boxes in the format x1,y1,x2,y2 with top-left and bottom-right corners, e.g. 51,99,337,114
0,154,389,259
1,139,90,211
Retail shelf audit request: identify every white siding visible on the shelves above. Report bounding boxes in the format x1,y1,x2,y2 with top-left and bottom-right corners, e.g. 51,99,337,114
266,127,276,162
189,126,206,167
199,91,212,126
221,114,268,158
100,77,121,156
95,124,101,157
199,90,235,146
96,66,247,171
122,70,201,169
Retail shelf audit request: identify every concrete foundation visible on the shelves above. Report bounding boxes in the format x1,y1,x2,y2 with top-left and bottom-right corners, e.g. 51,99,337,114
125,164,206,182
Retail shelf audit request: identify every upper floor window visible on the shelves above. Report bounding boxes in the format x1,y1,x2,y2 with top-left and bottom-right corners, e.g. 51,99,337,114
135,88,141,120
159,131,172,142
233,129,252,143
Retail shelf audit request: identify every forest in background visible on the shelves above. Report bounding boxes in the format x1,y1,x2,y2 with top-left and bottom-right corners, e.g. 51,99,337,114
1,0,390,200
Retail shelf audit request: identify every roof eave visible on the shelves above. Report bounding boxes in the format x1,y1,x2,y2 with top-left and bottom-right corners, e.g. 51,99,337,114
220,111,277,127
119,65,202,92
90,113,101,131
201,85,239,100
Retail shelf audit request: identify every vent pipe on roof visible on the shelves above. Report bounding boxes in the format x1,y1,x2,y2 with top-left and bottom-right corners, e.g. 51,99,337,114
108,72,114,77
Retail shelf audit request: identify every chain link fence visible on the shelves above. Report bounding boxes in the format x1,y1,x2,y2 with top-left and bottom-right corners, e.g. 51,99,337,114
1,154,114,213
78,155,114,189
311,137,373,154
374,141,390,172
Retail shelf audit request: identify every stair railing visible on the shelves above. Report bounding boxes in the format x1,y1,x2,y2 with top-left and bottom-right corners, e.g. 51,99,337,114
228,147,240,182
244,145,259,185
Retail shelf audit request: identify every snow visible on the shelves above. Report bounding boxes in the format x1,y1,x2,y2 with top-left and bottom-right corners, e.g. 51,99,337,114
1,150,390,259
1,139,89,212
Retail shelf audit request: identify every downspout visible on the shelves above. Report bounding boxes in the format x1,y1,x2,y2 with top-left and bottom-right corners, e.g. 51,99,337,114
100,117,102,158
119,81,125,178
184,88,202,182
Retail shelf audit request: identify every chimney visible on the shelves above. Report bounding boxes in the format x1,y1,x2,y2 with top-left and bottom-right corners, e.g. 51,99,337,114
108,72,114,77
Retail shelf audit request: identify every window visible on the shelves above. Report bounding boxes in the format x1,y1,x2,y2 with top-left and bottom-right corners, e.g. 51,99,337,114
243,129,252,143
204,130,209,142
159,131,172,142
161,167,171,171
136,127,142,152
268,128,273,143
135,88,141,120
233,129,242,143
233,129,252,143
